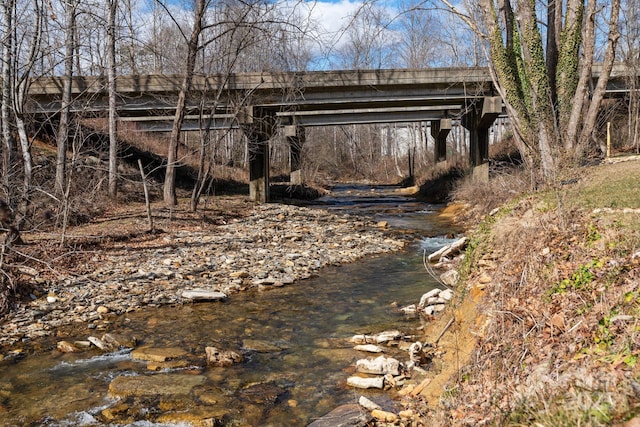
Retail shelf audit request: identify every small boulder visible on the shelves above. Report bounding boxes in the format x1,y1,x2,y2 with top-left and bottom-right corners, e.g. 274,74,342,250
346,376,384,389
400,304,417,315
440,270,459,287
57,341,81,353
355,355,401,376
419,289,442,308
102,333,137,349
181,289,227,301
109,374,205,398
371,409,399,423
307,404,374,427
353,344,385,353
439,288,454,301
131,346,187,362
205,346,243,367
358,395,381,411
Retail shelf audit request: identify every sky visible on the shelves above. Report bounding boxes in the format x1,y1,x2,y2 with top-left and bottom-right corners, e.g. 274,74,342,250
132,0,406,70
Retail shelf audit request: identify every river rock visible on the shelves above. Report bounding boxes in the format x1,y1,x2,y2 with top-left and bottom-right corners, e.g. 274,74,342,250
422,305,435,316
252,277,277,286
418,289,442,308
400,304,417,315
433,304,446,312
240,382,286,405
346,376,384,389
97,306,109,314
371,409,399,423
307,403,374,426
205,346,243,366
146,359,191,371
181,289,227,301
88,336,108,351
355,355,401,376
57,340,81,353
102,333,137,349
358,395,381,411
399,409,415,420
132,346,187,362
440,288,454,301
350,330,401,344
101,402,132,422
353,344,385,353
155,407,228,426
408,341,423,364
440,269,459,287
108,374,205,398
242,339,282,353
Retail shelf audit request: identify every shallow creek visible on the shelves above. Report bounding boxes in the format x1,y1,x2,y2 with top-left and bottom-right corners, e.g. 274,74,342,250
0,185,460,426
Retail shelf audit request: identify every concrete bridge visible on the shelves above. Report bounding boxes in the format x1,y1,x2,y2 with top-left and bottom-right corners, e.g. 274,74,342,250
28,65,635,202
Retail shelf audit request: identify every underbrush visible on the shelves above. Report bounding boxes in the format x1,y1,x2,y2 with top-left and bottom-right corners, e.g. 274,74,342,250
450,162,531,218
431,160,640,426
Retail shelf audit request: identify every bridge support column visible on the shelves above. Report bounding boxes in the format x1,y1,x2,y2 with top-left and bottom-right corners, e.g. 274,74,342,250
240,106,276,203
285,125,305,185
431,118,452,164
462,97,501,182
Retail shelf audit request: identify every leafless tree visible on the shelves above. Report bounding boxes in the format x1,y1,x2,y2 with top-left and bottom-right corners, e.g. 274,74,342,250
107,0,118,199
336,2,400,69
55,0,78,195
0,0,45,235
620,0,640,152
397,0,438,68
161,0,208,207
1,0,16,203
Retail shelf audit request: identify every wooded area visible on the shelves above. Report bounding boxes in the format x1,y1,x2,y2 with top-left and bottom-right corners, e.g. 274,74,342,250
0,0,638,244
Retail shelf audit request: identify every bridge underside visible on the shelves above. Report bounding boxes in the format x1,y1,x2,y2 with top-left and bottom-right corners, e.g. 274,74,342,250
35,96,504,203
28,66,633,202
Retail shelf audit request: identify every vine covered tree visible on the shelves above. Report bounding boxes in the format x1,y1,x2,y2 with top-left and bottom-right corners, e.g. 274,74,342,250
438,0,621,181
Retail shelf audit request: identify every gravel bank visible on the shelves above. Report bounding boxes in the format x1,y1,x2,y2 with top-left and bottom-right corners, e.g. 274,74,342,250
1,202,406,349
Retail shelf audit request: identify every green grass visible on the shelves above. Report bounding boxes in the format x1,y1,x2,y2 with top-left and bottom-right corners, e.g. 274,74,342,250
563,162,640,210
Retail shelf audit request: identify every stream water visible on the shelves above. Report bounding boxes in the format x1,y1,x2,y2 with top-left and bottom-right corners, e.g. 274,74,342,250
0,185,460,426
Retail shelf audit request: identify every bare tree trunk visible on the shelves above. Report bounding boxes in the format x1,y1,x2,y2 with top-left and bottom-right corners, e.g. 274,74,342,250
163,0,207,207
56,0,77,195
1,0,15,202
578,0,621,152
190,105,213,212
107,0,119,200
12,0,42,229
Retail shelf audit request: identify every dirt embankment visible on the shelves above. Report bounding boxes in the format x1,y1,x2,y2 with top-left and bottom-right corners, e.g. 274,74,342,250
416,159,640,426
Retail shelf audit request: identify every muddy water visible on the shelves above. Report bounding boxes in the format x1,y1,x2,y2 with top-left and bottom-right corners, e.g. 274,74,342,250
0,185,460,426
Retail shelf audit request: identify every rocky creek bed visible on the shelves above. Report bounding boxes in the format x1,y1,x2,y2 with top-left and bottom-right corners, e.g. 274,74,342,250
1,200,407,353
0,193,471,426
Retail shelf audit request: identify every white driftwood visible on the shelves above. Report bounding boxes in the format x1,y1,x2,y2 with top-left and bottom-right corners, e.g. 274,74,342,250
428,237,467,263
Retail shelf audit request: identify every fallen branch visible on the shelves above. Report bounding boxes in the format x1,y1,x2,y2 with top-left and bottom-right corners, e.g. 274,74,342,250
138,159,154,232
435,317,455,345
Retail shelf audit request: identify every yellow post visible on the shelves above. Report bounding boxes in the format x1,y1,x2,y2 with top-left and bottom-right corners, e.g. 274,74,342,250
607,122,611,158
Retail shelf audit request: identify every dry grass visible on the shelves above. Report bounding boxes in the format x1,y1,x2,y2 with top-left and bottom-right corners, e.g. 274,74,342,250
450,164,531,219
419,159,640,426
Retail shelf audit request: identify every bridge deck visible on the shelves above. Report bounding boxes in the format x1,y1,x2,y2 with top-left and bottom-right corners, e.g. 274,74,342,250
27,64,636,130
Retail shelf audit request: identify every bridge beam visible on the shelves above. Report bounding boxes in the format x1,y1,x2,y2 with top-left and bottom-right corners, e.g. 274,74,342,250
285,125,305,185
462,97,501,182
240,106,276,202
431,118,452,163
